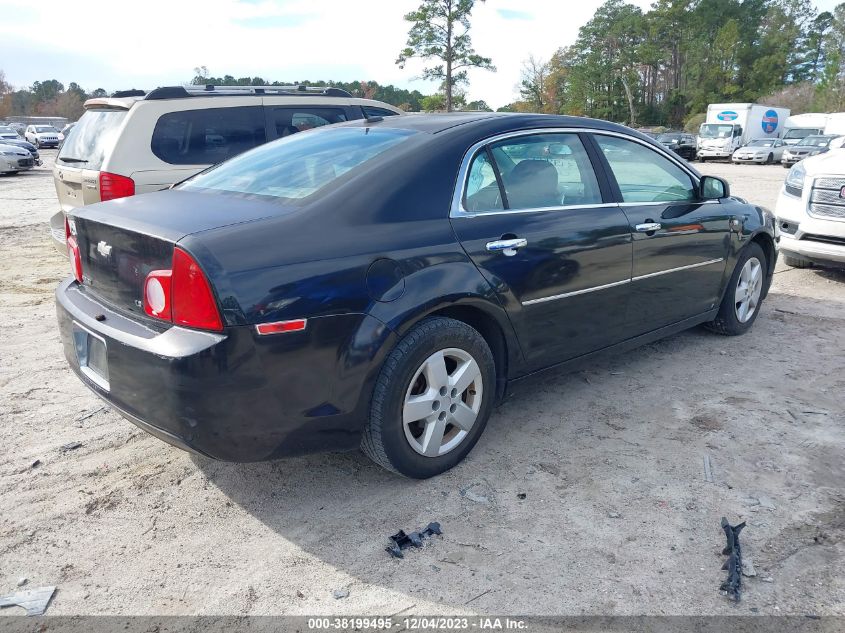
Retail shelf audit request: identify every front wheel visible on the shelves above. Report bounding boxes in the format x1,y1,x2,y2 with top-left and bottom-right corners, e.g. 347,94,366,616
361,317,495,478
704,242,767,336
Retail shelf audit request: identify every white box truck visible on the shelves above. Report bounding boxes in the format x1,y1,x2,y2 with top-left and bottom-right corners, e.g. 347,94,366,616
823,112,845,136
783,113,830,145
697,103,790,161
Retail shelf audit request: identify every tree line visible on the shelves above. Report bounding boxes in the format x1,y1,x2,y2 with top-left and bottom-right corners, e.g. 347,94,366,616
3,0,843,126
511,0,845,129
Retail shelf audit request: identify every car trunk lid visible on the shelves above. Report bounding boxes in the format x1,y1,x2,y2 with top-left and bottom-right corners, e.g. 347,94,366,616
70,189,287,318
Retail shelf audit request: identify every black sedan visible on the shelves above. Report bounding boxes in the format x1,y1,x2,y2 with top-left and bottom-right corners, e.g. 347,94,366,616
56,114,777,478
657,132,697,160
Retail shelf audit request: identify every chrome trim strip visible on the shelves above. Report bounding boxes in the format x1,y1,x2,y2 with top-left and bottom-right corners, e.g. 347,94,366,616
456,202,620,219
631,258,724,281
450,126,703,219
522,278,631,306
520,257,724,306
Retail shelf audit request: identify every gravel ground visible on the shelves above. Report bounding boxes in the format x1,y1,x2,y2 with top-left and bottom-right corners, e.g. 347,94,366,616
1,152,843,616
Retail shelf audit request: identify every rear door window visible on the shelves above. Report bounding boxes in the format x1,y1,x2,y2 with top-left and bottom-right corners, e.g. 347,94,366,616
151,106,266,165
465,133,603,212
57,108,127,170
268,107,348,139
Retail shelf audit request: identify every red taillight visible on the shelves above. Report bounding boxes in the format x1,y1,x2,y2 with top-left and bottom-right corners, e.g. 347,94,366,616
143,270,172,320
143,248,223,331
65,217,83,283
172,248,223,331
99,171,135,201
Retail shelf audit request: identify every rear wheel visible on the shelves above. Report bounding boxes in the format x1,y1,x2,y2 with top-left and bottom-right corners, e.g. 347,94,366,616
766,153,774,165
705,242,767,336
361,317,495,478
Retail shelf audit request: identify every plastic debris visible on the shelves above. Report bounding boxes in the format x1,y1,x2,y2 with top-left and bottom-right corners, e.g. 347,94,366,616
59,442,82,452
0,586,56,616
386,522,442,558
720,517,746,602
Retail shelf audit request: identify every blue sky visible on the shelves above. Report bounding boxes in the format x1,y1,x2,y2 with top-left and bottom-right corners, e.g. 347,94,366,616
0,0,841,109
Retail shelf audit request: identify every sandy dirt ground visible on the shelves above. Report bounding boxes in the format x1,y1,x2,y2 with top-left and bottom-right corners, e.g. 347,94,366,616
1,152,843,617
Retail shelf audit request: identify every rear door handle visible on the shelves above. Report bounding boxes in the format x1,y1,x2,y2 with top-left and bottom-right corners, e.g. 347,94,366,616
486,238,528,256
635,222,662,233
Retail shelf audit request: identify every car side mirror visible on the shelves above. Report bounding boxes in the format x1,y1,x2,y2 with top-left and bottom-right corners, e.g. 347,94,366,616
700,175,729,200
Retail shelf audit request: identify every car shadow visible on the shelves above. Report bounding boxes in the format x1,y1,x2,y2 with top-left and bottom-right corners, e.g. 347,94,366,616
192,323,752,611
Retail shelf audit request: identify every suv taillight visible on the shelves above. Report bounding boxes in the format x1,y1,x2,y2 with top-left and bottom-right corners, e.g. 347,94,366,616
142,247,223,332
66,217,83,283
99,172,135,201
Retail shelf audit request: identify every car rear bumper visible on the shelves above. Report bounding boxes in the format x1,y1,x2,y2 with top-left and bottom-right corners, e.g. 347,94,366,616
56,278,394,461
50,210,68,254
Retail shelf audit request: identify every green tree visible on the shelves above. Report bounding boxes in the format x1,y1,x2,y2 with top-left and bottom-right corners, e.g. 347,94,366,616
519,55,551,112
396,0,495,111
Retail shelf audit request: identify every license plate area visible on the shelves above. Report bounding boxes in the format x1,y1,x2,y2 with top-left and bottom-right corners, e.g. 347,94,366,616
73,321,110,391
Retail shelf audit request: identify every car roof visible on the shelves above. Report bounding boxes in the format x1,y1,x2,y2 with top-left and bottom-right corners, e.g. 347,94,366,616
339,112,640,137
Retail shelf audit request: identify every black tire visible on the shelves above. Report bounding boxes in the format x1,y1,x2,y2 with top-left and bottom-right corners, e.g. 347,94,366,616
766,153,774,165
704,242,768,336
699,157,706,163
784,254,810,268
361,316,496,478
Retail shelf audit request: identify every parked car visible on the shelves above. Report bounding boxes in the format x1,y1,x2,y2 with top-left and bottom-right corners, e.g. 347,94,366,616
0,138,41,164
657,132,697,160
25,124,61,148
0,124,21,140
731,138,786,164
49,84,404,253
776,144,845,269
781,135,840,167
0,142,36,174
55,113,777,478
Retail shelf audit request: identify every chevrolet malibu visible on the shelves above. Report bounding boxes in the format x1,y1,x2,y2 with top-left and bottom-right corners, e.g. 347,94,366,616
56,114,778,478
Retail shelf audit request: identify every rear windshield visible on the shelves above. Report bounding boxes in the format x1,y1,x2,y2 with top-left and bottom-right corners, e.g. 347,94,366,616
180,127,416,201
57,109,127,170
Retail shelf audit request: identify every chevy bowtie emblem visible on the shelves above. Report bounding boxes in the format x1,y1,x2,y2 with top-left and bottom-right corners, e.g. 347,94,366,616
96,241,113,257
840,186,845,199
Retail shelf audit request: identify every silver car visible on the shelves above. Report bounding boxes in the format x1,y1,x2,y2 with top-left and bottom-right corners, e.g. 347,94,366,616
781,135,839,167
731,138,785,164
0,142,36,174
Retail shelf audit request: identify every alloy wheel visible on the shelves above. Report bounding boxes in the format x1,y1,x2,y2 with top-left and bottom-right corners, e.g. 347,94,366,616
735,257,763,323
402,347,483,457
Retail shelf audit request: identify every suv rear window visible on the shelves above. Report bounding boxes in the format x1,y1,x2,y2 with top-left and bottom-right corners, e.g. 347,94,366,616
57,109,127,170
269,107,348,138
151,106,266,165
180,127,415,201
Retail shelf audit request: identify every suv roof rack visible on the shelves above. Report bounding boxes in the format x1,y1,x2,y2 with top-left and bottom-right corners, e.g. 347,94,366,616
145,85,353,100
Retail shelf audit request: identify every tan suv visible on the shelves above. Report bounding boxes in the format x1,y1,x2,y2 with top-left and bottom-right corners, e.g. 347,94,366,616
50,85,403,251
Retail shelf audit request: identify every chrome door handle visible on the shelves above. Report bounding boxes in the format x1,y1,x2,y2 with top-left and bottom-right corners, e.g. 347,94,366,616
635,222,662,233
486,238,527,256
